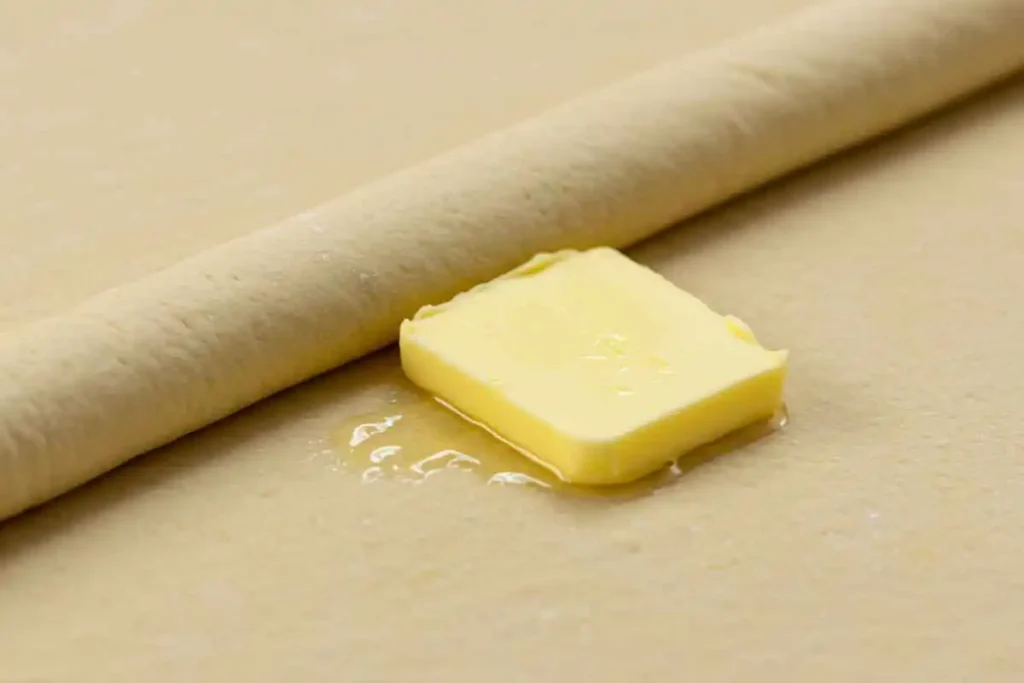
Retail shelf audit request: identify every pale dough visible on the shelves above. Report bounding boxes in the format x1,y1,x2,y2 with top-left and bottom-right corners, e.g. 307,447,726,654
2,0,1024,680
1,0,1021,520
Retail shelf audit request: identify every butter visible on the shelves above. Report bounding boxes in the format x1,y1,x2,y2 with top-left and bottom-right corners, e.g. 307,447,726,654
399,248,788,485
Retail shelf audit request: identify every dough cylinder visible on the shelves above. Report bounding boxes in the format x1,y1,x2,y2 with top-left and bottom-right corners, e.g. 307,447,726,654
1,0,1022,521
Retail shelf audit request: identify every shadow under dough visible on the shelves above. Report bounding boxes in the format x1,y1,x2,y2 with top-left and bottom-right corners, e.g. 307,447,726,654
633,74,1024,267
0,350,400,563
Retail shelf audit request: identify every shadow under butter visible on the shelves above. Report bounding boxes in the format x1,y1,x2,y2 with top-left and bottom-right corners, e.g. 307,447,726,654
332,366,787,500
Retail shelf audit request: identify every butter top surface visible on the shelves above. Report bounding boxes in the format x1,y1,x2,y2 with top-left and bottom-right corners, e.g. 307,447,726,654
401,248,786,441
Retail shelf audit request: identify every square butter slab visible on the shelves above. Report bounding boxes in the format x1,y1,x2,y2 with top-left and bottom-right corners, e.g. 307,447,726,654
399,248,787,485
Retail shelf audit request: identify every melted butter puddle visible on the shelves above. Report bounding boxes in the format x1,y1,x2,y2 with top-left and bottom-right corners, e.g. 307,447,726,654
334,381,788,498
339,395,558,491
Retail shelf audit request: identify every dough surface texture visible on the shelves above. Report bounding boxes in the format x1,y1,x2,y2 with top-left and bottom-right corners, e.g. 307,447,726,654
1,0,1021,520
2,0,1024,680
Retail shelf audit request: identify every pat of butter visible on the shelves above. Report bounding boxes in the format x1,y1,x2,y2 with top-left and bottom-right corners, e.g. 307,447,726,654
399,248,788,485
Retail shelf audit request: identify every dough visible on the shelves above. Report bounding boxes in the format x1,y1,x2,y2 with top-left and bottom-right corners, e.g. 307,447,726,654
1,0,1024,680
1,0,1021,521
3,77,1024,683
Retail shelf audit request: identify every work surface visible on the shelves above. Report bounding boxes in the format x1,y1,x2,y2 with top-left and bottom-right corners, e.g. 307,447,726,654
2,1,1023,681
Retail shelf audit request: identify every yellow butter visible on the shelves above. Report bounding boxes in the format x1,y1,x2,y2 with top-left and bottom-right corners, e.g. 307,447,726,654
399,248,788,485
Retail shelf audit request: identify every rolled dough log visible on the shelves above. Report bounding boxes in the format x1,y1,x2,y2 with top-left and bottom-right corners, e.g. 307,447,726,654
1,0,1022,521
